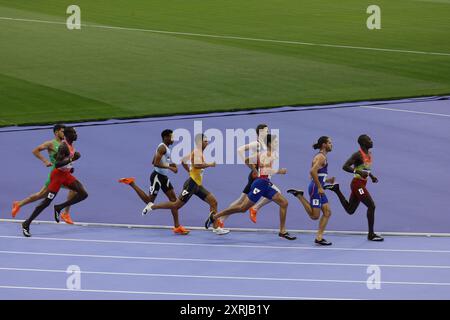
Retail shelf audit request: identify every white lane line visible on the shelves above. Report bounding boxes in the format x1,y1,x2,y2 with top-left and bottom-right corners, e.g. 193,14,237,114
0,285,354,300
1,250,449,269
361,105,450,118
1,267,449,286
1,16,450,57
0,235,449,254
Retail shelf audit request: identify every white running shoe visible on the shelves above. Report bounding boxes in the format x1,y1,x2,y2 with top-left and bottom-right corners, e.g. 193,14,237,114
142,202,154,216
213,227,230,235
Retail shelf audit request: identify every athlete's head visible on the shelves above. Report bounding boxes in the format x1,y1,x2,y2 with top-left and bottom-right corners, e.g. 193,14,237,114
256,124,269,140
195,133,208,150
64,127,77,143
358,134,373,149
313,136,332,152
161,129,174,145
53,124,66,140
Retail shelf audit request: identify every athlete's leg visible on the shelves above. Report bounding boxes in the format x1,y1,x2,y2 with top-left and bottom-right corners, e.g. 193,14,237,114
54,180,88,214
330,185,360,214
360,194,376,235
165,189,180,227
253,197,271,210
317,203,331,241
213,196,254,223
129,181,153,204
23,191,57,228
17,186,47,207
288,186,320,220
221,193,247,222
62,188,77,214
203,193,218,216
270,193,289,234
151,198,184,210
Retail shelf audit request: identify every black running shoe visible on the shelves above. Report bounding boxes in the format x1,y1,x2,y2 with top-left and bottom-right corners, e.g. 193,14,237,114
287,189,304,197
22,222,31,238
204,212,215,229
54,205,62,223
324,184,340,192
368,233,384,241
315,238,332,246
279,232,297,240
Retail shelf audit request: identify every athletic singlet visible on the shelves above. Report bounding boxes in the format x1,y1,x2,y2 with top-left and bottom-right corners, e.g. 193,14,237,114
354,148,372,180
58,140,75,172
189,149,204,186
257,151,278,179
154,143,171,176
311,152,328,185
49,139,61,166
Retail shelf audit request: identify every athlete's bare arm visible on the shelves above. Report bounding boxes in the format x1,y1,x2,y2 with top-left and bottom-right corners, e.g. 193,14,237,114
153,145,177,173
238,141,259,169
343,152,373,180
54,144,80,168
191,150,215,169
181,153,191,173
32,140,54,167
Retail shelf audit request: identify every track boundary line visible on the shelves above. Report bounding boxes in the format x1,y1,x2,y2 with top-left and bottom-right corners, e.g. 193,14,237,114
1,250,449,269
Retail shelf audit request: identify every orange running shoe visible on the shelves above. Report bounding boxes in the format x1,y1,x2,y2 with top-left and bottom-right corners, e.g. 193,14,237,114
173,225,190,235
118,177,135,185
12,201,20,218
60,212,74,225
249,207,258,224
217,219,224,228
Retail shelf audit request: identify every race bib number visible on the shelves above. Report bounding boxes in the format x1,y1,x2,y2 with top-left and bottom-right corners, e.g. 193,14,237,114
47,193,56,200
358,188,365,195
313,199,320,206
181,190,189,196
252,188,261,195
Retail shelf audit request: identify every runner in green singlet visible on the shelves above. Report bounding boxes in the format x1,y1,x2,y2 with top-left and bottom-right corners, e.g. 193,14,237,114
11,124,76,224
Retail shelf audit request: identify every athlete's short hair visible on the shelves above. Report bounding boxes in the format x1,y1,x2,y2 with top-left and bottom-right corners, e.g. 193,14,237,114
313,136,329,150
358,134,369,146
256,124,268,136
53,124,66,133
161,129,173,140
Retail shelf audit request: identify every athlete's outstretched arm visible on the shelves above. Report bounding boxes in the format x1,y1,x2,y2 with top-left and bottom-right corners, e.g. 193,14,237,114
32,140,53,167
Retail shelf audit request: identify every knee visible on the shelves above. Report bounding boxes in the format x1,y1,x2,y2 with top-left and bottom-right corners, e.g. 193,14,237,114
323,209,332,218
280,198,288,209
175,200,184,210
81,191,88,199
347,207,356,215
